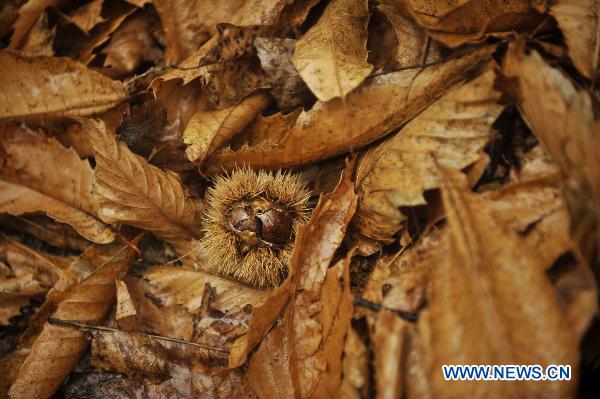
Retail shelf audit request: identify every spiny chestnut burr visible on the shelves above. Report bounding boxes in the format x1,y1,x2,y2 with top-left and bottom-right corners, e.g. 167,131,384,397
200,168,311,288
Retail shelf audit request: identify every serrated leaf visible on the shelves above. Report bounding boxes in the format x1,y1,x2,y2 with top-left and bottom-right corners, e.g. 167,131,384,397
85,118,203,247
353,65,503,242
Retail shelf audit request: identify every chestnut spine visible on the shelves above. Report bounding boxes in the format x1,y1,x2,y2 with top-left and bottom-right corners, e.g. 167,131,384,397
200,168,311,288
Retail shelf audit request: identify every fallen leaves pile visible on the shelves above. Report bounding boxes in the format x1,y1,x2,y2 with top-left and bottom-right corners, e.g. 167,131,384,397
0,0,599,398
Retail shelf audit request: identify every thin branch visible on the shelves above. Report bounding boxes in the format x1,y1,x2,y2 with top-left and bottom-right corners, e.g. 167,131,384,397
353,296,420,323
47,318,230,353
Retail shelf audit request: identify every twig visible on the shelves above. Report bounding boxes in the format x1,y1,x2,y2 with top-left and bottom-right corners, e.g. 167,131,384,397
47,318,230,353
353,296,420,323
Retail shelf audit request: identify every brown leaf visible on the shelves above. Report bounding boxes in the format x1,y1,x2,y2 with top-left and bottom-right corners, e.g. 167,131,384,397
8,0,64,50
353,65,502,243
68,0,105,34
0,124,115,243
292,0,372,101
551,0,600,79
102,10,163,78
0,239,71,323
397,0,546,48
154,0,290,85
85,118,203,247
67,3,135,64
21,12,55,57
0,51,127,119
373,309,408,399
89,327,256,398
183,92,271,163
247,163,357,398
339,327,369,398
8,242,136,399
153,0,245,64
374,1,441,70
504,44,600,271
420,167,579,398
206,57,270,109
254,37,311,110
205,47,494,172
140,264,291,368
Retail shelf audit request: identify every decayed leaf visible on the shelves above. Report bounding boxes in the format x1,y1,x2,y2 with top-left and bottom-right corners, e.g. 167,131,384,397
154,0,290,85
183,93,271,163
551,0,600,79
89,327,256,398
86,118,203,247
68,0,105,34
254,37,311,110
292,0,372,101
420,167,579,398
0,124,115,244
0,51,127,119
353,65,502,242
247,163,357,398
206,57,270,109
8,242,136,399
397,0,546,48
504,45,600,270
205,47,494,172
140,264,290,367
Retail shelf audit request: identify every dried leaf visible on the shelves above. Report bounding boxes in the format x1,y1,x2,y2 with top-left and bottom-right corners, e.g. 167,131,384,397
397,0,546,48
339,327,369,398
420,167,579,398
0,51,127,119
353,65,502,242
206,57,270,109
205,47,494,172
21,12,55,57
8,242,136,399
102,11,163,78
504,45,600,270
292,0,372,101
0,124,115,244
141,264,291,368
375,1,441,69
373,310,408,399
247,163,357,398
85,118,203,247
154,0,289,84
255,37,311,110
8,0,64,50
69,0,105,34
183,93,271,163
551,0,600,79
